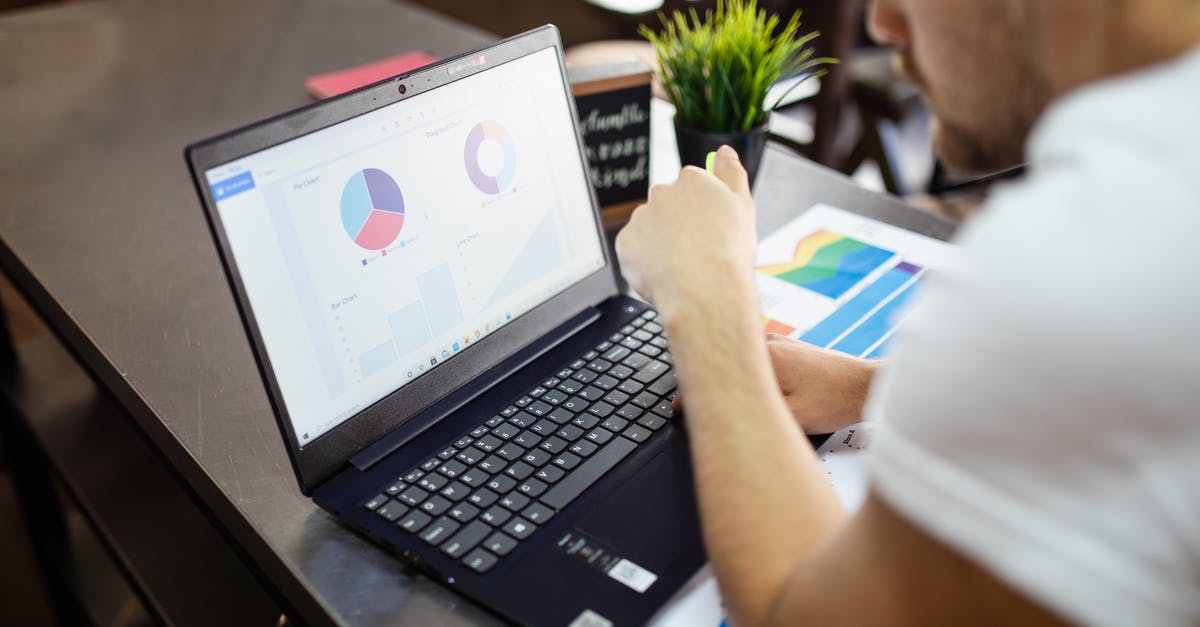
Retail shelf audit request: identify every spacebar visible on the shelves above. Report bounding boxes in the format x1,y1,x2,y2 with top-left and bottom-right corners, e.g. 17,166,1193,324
541,438,637,510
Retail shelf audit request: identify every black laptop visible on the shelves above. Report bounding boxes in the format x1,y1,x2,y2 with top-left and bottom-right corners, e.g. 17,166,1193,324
186,26,704,626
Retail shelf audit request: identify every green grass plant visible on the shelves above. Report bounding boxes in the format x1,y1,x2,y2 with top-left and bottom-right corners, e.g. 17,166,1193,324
640,0,834,133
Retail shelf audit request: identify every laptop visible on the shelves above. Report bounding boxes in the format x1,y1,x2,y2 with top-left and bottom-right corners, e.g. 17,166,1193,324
186,26,704,626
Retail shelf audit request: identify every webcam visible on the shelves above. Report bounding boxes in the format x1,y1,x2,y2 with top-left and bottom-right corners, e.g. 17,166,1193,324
398,83,407,95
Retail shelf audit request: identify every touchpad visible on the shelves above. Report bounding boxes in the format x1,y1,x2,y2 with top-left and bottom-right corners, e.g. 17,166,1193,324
574,437,705,573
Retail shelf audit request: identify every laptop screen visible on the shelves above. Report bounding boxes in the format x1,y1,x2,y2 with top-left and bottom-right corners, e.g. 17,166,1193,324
202,47,605,446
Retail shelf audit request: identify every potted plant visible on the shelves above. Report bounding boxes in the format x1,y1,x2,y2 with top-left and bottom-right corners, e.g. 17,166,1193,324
640,0,833,185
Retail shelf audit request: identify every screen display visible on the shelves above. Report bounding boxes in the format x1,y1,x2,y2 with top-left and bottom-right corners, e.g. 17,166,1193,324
204,47,605,445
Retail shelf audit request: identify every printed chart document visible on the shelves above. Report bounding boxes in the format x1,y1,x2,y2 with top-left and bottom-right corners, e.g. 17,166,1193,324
650,204,957,627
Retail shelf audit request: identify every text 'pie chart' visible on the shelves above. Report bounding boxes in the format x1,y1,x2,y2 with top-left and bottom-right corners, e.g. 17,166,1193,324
341,168,405,250
464,120,516,194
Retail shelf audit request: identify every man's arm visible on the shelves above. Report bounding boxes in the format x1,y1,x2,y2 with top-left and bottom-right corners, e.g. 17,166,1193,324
616,146,1068,626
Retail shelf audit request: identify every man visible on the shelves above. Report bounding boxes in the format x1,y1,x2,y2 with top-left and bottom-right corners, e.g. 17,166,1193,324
616,1,1200,625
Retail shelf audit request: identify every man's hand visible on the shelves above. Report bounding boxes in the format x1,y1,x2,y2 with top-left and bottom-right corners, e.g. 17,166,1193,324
615,145,756,316
764,334,880,434
675,334,880,434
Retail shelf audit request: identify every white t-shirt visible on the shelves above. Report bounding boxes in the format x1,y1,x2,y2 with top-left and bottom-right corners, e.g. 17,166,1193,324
865,46,1200,626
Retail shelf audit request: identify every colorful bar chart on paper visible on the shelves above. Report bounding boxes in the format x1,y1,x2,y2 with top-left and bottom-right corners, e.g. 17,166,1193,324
800,261,922,358
757,230,896,299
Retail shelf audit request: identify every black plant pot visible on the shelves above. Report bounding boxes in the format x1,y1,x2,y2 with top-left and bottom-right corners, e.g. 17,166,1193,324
674,120,769,187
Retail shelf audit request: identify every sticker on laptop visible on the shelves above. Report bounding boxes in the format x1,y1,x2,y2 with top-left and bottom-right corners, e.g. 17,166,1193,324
557,531,659,593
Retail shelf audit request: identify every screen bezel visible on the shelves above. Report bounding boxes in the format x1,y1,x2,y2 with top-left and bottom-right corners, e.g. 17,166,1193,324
185,26,618,494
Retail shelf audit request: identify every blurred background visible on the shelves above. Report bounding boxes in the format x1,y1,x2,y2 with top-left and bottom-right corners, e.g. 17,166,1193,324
0,0,944,624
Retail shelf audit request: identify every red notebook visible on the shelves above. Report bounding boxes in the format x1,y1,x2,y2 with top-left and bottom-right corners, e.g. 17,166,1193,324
305,51,439,99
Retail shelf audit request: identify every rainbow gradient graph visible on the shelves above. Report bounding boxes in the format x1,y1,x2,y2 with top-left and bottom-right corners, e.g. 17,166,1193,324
341,168,405,250
464,120,516,194
758,230,895,299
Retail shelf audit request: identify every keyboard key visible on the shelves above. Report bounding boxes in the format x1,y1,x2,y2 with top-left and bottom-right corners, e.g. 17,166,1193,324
601,416,629,432
650,336,668,349
632,392,658,409
603,390,630,406
593,375,619,391
534,465,565,483
515,396,533,407
556,367,574,379
548,407,575,424
398,485,429,506
528,386,547,398
583,350,600,361
454,436,474,449
376,500,407,522
503,517,537,540
479,505,512,526
500,406,519,417
595,340,613,352
364,494,387,510
621,353,651,370
632,329,654,342
420,517,460,545
500,491,531,512
419,496,452,516
638,414,667,431
513,432,541,448
398,510,432,533
587,359,612,373
459,468,489,487
522,502,555,524
497,442,526,461
487,475,517,494
555,424,584,442
509,412,536,428
385,481,407,497
485,415,505,427
556,379,582,394
449,502,480,523
517,478,548,497
617,404,643,421
456,447,485,465
608,332,624,343
633,360,669,384
530,419,557,435
440,481,470,501
586,427,614,445
543,377,562,389
561,397,589,413
641,309,657,320
468,488,499,508
587,401,615,418
539,436,568,454
648,373,677,397
644,321,664,334
406,468,427,482
577,386,604,401
569,439,598,457
602,346,631,362
638,344,663,358
617,379,643,394
474,434,502,452
470,425,489,438
438,446,458,460
504,461,534,480
522,448,552,467
441,521,492,558
553,452,581,470
527,401,553,417
571,414,600,430
570,359,587,370
623,425,653,443
477,455,506,474
542,389,568,405
418,474,449,492
541,438,638,510
652,400,675,418
484,532,518,556
463,548,499,574
630,317,646,328
620,335,644,350
493,423,519,439
438,460,467,478
572,369,598,383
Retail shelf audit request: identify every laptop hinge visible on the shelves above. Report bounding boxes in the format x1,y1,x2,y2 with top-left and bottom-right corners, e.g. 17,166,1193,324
349,306,603,472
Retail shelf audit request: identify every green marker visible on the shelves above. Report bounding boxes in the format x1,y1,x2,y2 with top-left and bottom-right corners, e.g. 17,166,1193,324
705,151,717,173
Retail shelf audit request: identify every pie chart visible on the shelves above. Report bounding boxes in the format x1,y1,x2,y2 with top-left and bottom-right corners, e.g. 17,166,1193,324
340,168,405,250
464,120,516,194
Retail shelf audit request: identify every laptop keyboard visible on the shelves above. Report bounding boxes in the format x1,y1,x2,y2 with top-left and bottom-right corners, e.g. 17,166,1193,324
361,309,678,574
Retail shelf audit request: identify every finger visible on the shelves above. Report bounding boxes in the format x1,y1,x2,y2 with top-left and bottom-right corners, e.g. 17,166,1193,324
711,144,751,200
671,394,683,412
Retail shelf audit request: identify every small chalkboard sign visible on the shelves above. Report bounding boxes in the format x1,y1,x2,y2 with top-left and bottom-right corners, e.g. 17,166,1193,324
569,60,653,230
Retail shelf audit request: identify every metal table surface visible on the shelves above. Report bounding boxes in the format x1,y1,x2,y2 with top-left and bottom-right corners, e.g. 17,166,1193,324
0,2,954,625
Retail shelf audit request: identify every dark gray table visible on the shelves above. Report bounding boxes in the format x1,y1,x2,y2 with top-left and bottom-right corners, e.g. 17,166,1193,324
0,2,954,625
